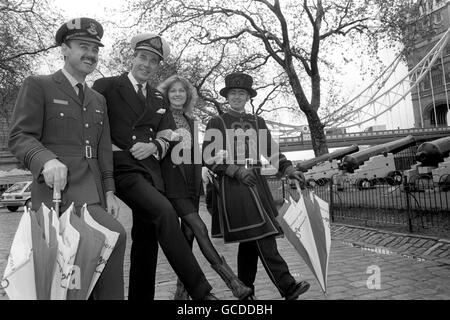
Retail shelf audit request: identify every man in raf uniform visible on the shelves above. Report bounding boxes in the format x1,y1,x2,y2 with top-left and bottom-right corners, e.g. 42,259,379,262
92,33,216,300
8,18,126,299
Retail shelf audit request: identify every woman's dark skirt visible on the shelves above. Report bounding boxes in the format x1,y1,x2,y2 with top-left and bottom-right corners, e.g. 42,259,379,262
169,197,200,217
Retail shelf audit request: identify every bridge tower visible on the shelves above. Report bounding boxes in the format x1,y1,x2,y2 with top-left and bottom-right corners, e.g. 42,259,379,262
407,0,450,128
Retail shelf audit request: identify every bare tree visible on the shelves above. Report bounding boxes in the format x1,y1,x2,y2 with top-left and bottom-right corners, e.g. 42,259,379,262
123,0,420,156
100,33,294,126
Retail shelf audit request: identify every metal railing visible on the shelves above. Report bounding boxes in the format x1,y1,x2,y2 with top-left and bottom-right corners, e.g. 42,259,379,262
267,173,450,235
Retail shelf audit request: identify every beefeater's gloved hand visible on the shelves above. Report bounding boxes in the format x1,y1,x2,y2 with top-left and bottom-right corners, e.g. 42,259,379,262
284,165,306,189
234,167,257,187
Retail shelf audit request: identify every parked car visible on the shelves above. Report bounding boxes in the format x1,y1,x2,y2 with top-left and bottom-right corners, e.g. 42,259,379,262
0,181,32,212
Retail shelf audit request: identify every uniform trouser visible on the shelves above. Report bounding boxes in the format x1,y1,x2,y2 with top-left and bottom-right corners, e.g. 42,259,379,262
237,235,296,297
115,173,212,300
128,219,158,300
81,204,127,300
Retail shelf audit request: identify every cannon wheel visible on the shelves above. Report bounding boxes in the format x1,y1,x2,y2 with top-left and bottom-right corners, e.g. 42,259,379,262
416,174,434,190
316,178,329,186
438,174,450,192
387,171,403,186
306,179,316,188
357,178,373,190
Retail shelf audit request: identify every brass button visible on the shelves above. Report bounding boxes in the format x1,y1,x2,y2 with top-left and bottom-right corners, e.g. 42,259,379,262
149,137,152,141
60,113,64,117
83,108,87,112
86,140,90,144
132,135,136,140
85,123,89,128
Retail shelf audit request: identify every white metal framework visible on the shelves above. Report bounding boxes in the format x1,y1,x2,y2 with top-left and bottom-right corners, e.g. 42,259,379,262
330,26,450,130
266,27,450,136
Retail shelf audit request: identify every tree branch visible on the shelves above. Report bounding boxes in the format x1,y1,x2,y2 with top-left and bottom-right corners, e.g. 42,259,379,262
320,18,370,39
2,45,57,62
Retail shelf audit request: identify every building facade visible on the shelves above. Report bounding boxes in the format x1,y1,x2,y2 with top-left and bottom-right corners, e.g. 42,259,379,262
408,0,450,128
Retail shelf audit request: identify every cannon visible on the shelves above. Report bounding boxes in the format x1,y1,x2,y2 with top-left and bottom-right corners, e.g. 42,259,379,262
296,144,359,172
336,135,416,189
415,136,450,167
340,135,416,173
405,136,450,190
295,145,359,187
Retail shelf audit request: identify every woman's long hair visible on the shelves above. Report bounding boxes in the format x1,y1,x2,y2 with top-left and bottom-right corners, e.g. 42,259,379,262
157,75,198,117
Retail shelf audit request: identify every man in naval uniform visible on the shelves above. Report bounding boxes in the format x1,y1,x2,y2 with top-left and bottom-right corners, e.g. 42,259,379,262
8,17,126,299
92,33,216,300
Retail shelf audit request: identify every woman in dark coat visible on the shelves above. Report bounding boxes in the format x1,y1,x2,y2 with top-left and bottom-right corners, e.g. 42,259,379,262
158,75,251,300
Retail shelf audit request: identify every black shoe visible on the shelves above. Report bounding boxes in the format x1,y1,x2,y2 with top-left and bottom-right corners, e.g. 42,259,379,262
174,279,190,300
242,286,257,300
243,294,257,300
211,256,253,300
285,281,310,300
201,292,219,300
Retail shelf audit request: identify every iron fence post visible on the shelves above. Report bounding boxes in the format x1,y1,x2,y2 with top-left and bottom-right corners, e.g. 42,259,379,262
404,175,413,232
281,177,286,200
330,174,335,223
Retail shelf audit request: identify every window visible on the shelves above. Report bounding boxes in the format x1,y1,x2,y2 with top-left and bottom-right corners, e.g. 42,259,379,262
25,183,32,192
433,11,442,24
421,78,431,91
5,182,27,193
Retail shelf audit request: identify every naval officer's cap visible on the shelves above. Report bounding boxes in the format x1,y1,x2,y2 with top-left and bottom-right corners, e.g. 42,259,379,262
55,17,104,47
130,33,170,61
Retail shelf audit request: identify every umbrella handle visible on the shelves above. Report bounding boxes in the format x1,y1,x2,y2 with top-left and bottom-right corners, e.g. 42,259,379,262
294,180,302,195
53,187,61,214
0,278,9,290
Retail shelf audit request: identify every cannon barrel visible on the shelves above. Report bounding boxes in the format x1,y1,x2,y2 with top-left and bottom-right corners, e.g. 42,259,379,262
416,136,450,167
296,144,359,172
340,135,416,173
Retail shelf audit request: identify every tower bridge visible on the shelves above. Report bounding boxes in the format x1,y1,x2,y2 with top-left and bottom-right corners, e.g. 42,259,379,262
275,2,450,153
278,126,450,152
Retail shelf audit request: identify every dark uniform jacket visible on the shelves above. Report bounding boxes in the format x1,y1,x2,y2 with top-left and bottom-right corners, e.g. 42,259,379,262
92,73,176,192
161,115,203,199
8,70,114,211
203,111,293,243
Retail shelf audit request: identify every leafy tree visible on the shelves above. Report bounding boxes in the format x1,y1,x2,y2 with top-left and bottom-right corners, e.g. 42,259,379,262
121,0,421,156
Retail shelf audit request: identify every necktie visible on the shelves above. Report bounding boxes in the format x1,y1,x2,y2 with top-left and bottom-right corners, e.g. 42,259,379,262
137,83,146,103
76,83,84,104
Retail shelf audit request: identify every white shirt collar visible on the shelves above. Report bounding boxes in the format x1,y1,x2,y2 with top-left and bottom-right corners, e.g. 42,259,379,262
128,72,147,93
61,68,85,89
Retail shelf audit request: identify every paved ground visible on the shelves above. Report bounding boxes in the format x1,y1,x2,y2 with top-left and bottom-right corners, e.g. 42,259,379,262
1,197,449,300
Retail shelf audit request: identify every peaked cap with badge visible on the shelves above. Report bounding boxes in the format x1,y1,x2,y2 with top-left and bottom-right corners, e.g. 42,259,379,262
130,33,171,60
219,72,257,98
55,17,104,47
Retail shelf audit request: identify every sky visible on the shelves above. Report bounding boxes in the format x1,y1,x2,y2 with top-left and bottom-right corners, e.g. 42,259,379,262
52,0,417,160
